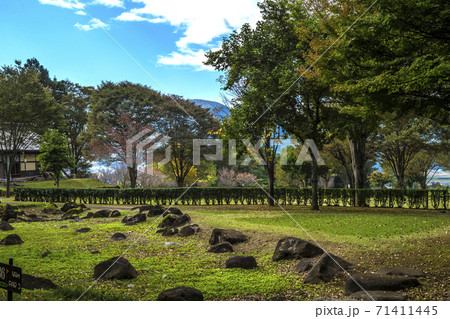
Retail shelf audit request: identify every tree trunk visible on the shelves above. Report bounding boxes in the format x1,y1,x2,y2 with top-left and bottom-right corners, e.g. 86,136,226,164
267,163,275,206
5,156,11,198
348,134,366,206
310,148,319,211
128,165,137,188
176,177,185,188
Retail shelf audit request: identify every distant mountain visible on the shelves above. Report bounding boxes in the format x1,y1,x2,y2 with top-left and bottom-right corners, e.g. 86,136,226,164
191,99,230,119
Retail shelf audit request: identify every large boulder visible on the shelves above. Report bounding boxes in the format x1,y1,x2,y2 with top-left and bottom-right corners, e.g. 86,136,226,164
61,202,87,213
294,258,316,273
162,207,183,217
208,242,234,253
304,253,355,284
122,213,147,226
60,211,80,221
157,286,203,301
178,224,201,237
0,220,14,231
272,237,323,261
161,227,179,237
110,210,121,218
43,202,59,215
348,290,407,301
93,210,111,218
2,204,20,221
375,267,426,278
209,229,248,246
0,234,24,245
158,214,191,228
344,273,421,295
22,274,58,290
93,256,138,280
225,256,257,269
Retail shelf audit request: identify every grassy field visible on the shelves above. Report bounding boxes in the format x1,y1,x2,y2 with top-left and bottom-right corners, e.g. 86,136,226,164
0,204,448,301
15,178,113,189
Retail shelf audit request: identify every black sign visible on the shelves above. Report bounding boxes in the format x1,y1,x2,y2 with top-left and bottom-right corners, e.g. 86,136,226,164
0,262,22,294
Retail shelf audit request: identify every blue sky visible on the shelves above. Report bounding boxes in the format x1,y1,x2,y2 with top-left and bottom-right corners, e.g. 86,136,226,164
0,0,261,102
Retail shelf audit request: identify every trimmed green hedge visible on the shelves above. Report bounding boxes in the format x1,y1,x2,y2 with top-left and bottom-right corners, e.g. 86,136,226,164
13,187,448,209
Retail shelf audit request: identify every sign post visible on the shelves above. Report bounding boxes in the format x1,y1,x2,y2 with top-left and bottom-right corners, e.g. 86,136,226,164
0,258,22,300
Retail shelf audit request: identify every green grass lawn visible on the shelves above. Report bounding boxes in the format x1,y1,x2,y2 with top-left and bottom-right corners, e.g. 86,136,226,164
0,205,448,301
16,178,113,189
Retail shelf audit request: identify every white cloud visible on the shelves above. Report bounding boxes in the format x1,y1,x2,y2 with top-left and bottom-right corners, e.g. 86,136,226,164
74,18,109,31
91,0,124,8
75,10,87,15
116,0,261,70
157,49,214,71
39,0,84,10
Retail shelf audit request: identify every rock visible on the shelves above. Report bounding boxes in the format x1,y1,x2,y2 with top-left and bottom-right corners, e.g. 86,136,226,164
91,250,101,254
42,250,52,258
60,212,79,221
157,286,203,301
162,207,183,217
82,212,94,219
225,256,257,269
93,210,111,218
294,258,317,273
132,205,163,214
157,214,177,228
122,213,146,225
163,242,179,247
59,225,68,229
272,237,323,261
145,205,165,217
349,290,407,301
93,256,138,280
111,233,127,241
158,214,191,228
0,234,24,245
75,227,91,233
162,274,170,280
0,220,14,231
178,224,201,237
69,217,82,223
208,242,234,253
43,202,59,214
375,267,426,278
344,273,421,295
110,210,121,217
161,227,179,237
61,202,87,213
22,274,58,290
209,229,248,246
304,253,355,284
2,204,19,221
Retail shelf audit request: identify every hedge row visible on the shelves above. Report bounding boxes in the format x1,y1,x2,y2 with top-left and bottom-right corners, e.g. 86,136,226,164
13,187,448,209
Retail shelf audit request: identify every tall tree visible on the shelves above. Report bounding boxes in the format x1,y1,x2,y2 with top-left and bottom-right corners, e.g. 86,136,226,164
87,81,163,187
37,129,74,187
156,97,219,187
0,61,60,196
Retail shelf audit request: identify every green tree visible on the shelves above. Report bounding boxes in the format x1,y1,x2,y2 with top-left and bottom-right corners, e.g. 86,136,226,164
0,60,61,197
37,129,74,187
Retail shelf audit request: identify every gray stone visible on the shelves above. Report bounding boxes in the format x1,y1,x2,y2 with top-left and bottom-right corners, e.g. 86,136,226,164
304,253,355,284
162,207,183,217
375,267,426,278
272,237,323,261
208,242,234,253
225,256,257,269
122,213,146,225
111,233,127,241
161,227,179,237
178,224,200,237
75,227,91,233
0,234,24,245
61,202,87,213
344,273,421,295
163,242,179,247
294,258,316,273
209,228,248,245
93,210,111,218
157,286,203,301
22,274,58,290
349,290,407,301
0,220,14,231
110,210,121,217
91,250,101,254
93,256,138,280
